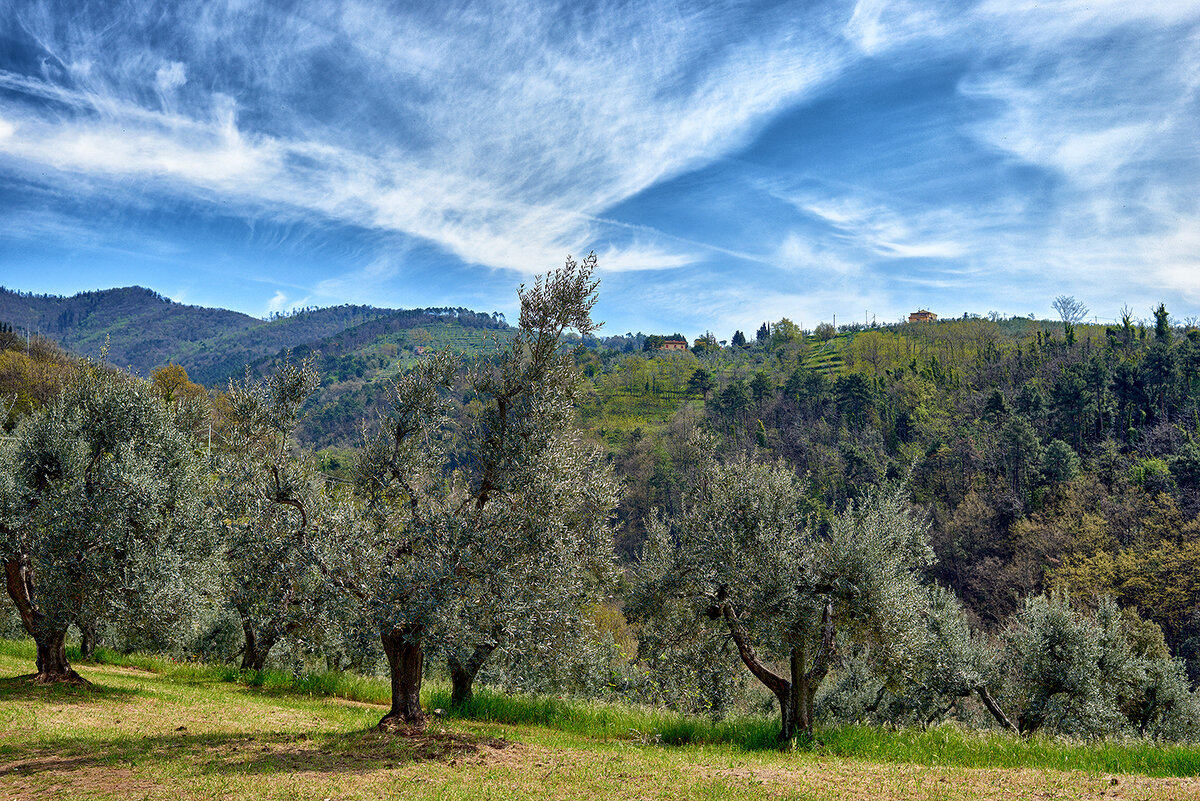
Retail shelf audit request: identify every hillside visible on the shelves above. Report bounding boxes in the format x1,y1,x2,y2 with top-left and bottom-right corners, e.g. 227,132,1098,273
581,313,1200,675
7,285,1200,690
0,286,258,373
6,291,1200,751
284,310,515,447
0,285,510,387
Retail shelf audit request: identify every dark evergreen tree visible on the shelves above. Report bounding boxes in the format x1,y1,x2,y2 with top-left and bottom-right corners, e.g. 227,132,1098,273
687,367,714,400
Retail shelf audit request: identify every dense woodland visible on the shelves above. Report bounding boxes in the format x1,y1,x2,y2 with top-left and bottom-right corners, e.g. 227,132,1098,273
594,307,1200,656
3,270,1200,744
0,285,507,386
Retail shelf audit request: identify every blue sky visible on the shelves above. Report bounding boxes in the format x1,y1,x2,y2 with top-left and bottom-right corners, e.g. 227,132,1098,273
1,0,1198,337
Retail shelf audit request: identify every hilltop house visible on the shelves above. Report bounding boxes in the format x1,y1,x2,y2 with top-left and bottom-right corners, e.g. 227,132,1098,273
908,310,938,323
660,339,688,351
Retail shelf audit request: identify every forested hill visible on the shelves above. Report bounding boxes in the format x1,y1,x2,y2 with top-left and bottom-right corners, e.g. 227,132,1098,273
0,286,255,371
578,308,1200,680
7,286,1200,690
0,285,509,386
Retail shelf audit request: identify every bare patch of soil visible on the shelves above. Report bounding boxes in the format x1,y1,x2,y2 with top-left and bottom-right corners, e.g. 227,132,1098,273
370,722,515,764
169,725,523,778
1,764,159,801
712,760,1200,800
329,696,387,709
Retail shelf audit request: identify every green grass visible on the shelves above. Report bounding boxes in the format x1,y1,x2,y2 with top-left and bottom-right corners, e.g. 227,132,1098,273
4,640,1200,800
577,390,697,446
817,724,1200,778
4,638,1200,780
424,684,780,749
0,639,390,703
802,338,846,375
438,685,1200,777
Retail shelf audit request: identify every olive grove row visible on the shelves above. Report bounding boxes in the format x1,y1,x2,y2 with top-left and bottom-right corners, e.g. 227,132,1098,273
2,256,1197,742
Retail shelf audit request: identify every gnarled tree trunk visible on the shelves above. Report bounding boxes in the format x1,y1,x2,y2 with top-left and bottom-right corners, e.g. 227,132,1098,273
798,601,835,737
6,556,86,684
239,617,277,672
720,600,834,743
448,642,497,708
379,625,425,728
34,628,80,683
776,679,797,743
237,611,301,672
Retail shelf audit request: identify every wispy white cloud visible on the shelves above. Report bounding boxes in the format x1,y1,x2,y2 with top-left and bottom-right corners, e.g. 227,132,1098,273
843,0,961,55
0,0,854,282
592,245,696,274
1,0,1198,332
959,69,1160,186
1145,219,1200,304
937,1,1200,318
785,192,967,261
264,290,288,316
155,61,186,92
974,0,1200,38
311,255,404,306
774,231,861,276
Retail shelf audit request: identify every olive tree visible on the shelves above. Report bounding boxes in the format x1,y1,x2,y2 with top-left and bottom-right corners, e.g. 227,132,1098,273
819,586,1015,732
350,254,619,728
0,360,205,682
440,430,618,707
635,446,935,741
215,356,334,671
1000,592,1200,739
629,512,749,718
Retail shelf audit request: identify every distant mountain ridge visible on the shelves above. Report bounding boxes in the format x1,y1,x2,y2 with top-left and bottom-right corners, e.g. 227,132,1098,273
0,285,509,386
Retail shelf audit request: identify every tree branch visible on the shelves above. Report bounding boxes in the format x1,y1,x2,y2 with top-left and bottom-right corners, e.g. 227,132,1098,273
806,600,836,687
976,685,1019,735
269,464,308,531
720,603,789,697
4,554,40,636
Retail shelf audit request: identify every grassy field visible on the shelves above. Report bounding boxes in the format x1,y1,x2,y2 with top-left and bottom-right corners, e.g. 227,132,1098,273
2,642,1199,800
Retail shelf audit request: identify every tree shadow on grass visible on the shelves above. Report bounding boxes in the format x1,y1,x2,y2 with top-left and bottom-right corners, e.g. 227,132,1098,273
201,726,513,775
0,674,138,705
0,726,514,780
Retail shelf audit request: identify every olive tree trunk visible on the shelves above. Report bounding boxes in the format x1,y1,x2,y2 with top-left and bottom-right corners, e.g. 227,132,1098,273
35,628,80,682
379,625,426,728
239,617,277,672
976,685,1019,735
448,642,497,708
720,600,834,743
5,556,86,684
237,611,302,672
77,618,97,660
